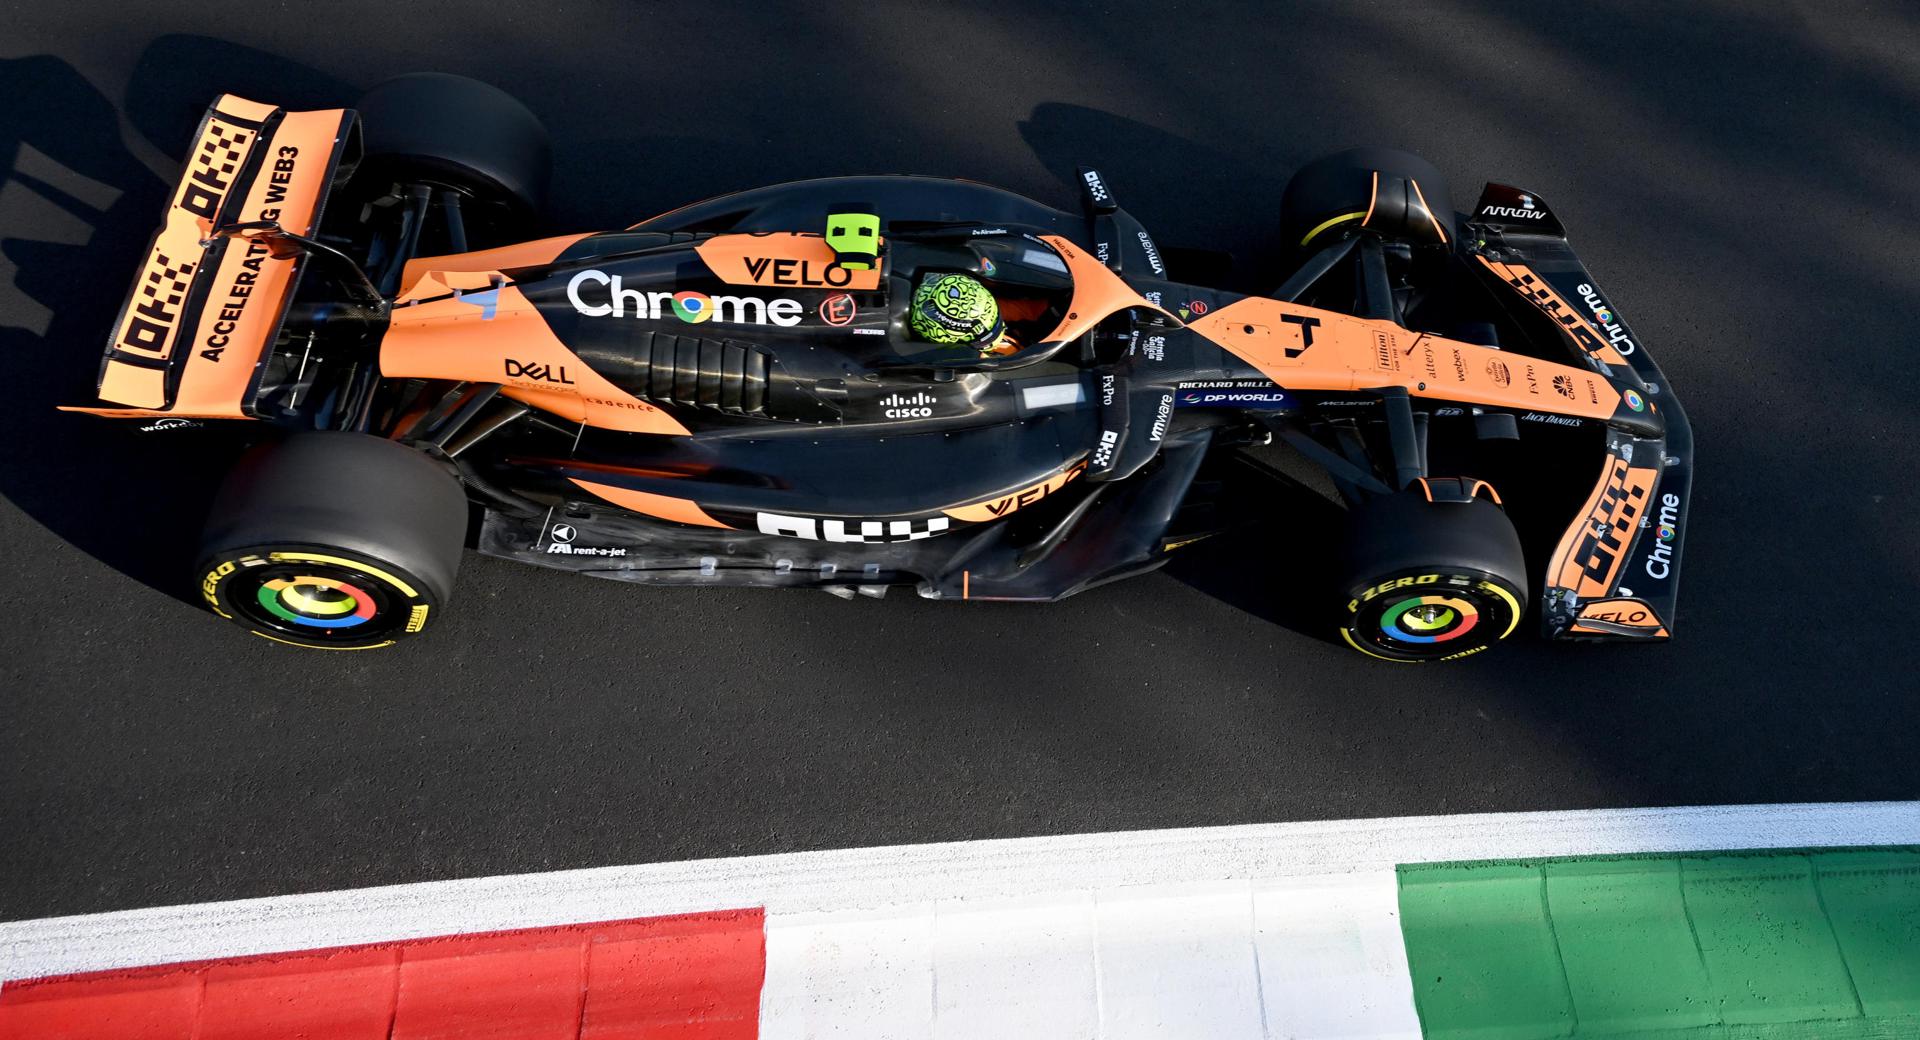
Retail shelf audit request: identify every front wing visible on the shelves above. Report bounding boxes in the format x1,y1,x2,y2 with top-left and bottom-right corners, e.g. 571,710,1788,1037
1470,185,1695,642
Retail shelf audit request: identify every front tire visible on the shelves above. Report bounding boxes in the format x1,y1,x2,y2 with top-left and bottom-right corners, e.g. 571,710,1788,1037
1281,147,1455,251
196,433,468,650
1337,489,1527,663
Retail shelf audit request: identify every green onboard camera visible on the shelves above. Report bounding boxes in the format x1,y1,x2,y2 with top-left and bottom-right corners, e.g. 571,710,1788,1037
825,208,879,270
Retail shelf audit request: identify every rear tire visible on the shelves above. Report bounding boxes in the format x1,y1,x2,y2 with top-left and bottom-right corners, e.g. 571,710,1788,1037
1337,489,1527,663
196,433,468,650
1281,147,1455,251
354,72,551,219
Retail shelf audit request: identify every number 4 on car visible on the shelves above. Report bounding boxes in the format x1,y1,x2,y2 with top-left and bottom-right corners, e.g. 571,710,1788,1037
63,76,1692,660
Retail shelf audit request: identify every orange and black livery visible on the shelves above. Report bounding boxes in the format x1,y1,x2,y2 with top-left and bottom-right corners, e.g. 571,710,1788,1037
63,78,1691,660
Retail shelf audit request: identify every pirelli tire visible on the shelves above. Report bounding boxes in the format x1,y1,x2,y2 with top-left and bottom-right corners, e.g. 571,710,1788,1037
1281,147,1455,252
1337,490,1528,663
354,72,551,218
196,433,468,650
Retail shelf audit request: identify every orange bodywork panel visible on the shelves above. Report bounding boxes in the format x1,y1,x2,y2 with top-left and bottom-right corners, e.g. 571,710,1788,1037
63,96,354,418
397,235,592,297
94,366,168,412
1548,453,1659,599
1476,256,1631,370
380,278,690,436
569,479,729,528
1187,297,1619,419
942,458,1088,522
1034,235,1179,343
1415,476,1502,505
696,233,884,292
1572,597,1671,638
1407,177,1450,245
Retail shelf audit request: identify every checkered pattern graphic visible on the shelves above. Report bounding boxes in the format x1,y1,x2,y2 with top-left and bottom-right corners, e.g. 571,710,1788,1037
195,123,249,184
178,118,252,219
1495,262,1611,358
116,250,198,356
1503,270,1565,320
141,253,195,312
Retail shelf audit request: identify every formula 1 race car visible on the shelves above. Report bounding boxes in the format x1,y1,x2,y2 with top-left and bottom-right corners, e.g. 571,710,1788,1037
66,75,1692,660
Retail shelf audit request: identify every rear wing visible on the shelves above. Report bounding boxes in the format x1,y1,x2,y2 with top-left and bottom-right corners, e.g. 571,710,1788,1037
1466,184,1695,643
61,95,360,419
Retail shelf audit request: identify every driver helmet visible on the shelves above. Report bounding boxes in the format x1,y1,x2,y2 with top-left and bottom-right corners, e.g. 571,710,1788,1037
910,273,1004,347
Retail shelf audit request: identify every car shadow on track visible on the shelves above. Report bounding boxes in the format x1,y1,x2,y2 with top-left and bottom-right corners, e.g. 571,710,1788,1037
1157,449,1350,648
1017,102,1296,297
0,42,353,600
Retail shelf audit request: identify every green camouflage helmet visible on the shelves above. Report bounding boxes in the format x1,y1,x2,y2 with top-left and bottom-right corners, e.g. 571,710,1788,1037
911,274,1003,345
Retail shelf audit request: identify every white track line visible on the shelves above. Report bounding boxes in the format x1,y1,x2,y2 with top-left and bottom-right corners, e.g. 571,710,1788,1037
4,802,1915,983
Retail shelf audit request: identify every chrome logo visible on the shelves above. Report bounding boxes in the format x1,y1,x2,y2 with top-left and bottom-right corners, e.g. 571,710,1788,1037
1380,595,1480,644
1658,522,1676,542
1623,388,1645,412
257,576,376,629
670,291,713,323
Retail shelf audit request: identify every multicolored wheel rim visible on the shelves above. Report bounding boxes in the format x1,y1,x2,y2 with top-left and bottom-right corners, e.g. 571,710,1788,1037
1378,594,1480,645
1342,573,1524,663
218,555,417,646
256,576,378,630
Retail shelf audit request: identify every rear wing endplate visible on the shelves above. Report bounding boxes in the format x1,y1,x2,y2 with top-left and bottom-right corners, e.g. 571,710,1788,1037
61,95,360,419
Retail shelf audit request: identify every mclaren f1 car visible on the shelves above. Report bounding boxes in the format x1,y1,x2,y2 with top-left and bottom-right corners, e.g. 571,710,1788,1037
66,74,1693,659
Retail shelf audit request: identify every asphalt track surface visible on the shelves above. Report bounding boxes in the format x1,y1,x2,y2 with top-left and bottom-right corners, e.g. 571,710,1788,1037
2,2,1917,921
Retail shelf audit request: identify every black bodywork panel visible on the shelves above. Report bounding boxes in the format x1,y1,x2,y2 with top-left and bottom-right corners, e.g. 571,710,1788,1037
403,174,1691,635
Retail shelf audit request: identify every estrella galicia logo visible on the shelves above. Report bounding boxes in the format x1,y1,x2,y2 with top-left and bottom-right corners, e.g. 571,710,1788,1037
820,292,856,326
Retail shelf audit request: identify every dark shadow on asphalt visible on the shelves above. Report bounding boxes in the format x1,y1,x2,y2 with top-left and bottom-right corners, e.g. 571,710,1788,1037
0,54,224,598
0,43,356,599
